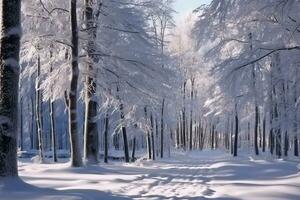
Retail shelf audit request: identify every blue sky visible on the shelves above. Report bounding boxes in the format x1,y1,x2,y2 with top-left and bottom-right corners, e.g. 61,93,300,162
174,0,212,17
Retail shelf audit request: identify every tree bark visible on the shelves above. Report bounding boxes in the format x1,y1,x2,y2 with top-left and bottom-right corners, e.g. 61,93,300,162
233,104,239,157
0,0,21,177
249,33,259,156
144,107,152,160
131,137,136,162
68,0,83,167
211,124,215,150
29,99,34,149
254,105,259,155
262,115,266,152
104,111,109,163
294,67,299,157
155,117,159,157
150,113,155,160
36,55,44,162
182,81,187,150
49,100,57,162
49,48,57,162
176,120,180,148
83,0,99,164
284,131,288,157
117,86,130,163
121,124,129,163
294,135,298,157
160,98,165,158
275,104,281,158
189,78,195,151
19,97,23,151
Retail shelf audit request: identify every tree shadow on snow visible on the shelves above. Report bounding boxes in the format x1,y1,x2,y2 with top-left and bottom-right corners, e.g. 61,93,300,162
209,159,300,181
0,177,131,200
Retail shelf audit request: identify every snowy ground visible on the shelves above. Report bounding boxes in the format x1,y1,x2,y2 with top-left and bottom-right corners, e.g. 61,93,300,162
1,150,300,200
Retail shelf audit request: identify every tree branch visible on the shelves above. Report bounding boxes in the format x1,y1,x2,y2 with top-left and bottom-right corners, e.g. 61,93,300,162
39,0,69,15
233,46,300,72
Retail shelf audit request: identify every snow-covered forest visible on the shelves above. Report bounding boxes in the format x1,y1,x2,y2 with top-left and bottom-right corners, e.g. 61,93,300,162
1,0,300,199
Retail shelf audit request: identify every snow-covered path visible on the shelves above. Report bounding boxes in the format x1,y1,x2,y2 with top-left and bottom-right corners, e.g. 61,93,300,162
1,151,300,200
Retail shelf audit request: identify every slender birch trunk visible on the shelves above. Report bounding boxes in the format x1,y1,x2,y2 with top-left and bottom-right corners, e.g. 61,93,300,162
36,55,44,162
189,78,195,151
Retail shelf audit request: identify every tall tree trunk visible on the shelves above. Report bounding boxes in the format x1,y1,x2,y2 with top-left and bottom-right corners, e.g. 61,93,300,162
144,107,152,160
275,104,281,158
249,33,259,156
247,122,250,149
282,81,288,157
155,117,159,157
121,116,129,163
34,92,39,150
189,78,195,151
211,124,215,150
270,129,274,155
294,109,299,156
262,115,266,152
83,0,99,164
160,98,165,158
270,93,274,155
19,97,23,151
83,95,98,163
104,111,109,163
0,0,21,177
269,61,274,155
176,120,180,148
182,81,186,150
199,122,203,150
284,131,288,157
29,100,34,149
294,67,299,157
117,86,130,163
230,116,234,155
131,137,136,162
216,131,219,148
36,55,44,162
276,129,282,158
179,114,183,148
49,100,57,162
254,105,259,155
150,113,155,160
49,48,57,163
294,135,298,157
68,0,83,167
233,104,239,157
258,112,262,148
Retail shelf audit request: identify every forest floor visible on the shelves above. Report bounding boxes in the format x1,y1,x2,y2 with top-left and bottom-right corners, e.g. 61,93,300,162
1,150,300,200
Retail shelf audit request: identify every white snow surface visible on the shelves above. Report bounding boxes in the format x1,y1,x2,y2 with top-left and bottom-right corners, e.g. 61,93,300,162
1,150,300,200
